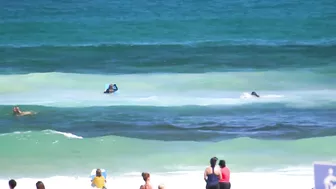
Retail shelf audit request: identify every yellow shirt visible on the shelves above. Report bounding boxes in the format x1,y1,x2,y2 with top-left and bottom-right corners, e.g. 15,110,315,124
92,176,106,188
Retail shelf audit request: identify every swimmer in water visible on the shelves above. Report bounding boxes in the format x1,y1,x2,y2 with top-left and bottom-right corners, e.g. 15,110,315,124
12,106,36,116
104,84,118,94
251,91,260,98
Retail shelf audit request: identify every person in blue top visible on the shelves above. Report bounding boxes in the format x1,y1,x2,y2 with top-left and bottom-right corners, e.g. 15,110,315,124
204,157,222,189
104,84,118,94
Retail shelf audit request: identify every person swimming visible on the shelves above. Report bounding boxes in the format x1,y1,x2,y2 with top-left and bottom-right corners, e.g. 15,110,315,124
104,84,118,94
251,91,260,98
12,106,35,116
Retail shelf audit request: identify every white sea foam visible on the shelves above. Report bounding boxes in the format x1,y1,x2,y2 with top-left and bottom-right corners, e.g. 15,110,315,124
0,130,83,139
43,130,83,139
0,72,335,108
240,92,284,99
0,168,314,189
1,91,335,108
0,131,32,137
0,37,335,48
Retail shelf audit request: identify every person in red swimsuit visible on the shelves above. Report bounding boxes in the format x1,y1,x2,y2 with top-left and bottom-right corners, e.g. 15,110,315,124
218,160,231,189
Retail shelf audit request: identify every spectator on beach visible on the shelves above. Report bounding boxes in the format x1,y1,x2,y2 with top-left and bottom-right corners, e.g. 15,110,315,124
218,160,231,189
36,181,45,189
8,179,16,189
91,169,107,189
204,157,221,189
140,172,152,189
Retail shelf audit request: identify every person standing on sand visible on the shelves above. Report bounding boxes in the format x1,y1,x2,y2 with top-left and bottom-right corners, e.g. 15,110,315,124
218,160,231,189
12,106,36,116
140,172,152,189
204,157,222,189
36,181,45,189
92,169,107,189
8,179,16,189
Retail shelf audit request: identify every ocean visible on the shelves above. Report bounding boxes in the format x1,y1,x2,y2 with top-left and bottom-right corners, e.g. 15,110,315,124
1,0,336,188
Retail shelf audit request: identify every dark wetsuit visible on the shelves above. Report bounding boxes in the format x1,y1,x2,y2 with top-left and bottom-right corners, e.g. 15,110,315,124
113,84,118,92
206,167,219,189
104,84,118,94
251,91,259,97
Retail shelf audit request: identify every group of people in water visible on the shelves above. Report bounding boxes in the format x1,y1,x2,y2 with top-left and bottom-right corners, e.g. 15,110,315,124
11,82,259,116
11,83,119,116
90,157,230,189
8,179,45,189
103,83,259,99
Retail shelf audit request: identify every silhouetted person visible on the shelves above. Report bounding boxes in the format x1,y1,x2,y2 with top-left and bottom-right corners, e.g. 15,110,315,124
9,179,17,189
36,181,45,189
251,91,260,98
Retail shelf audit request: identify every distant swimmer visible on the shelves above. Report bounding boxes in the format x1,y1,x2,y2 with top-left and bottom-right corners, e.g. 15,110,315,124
104,84,118,94
251,91,260,98
12,106,36,116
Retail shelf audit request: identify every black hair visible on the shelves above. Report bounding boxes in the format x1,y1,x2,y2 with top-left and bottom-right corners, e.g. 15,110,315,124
36,181,45,189
142,172,150,181
9,179,17,189
210,157,218,167
96,169,102,177
219,160,226,168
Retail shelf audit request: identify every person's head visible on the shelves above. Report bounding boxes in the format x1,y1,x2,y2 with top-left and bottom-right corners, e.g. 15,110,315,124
142,172,150,182
8,179,16,189
36,181,45,189
158,184,165,189
13,106,20,114
219,160,226,168
210,157,218,167
96,169,102,177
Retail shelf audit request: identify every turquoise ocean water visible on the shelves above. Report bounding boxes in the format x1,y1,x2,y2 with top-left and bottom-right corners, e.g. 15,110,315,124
0,0,336,188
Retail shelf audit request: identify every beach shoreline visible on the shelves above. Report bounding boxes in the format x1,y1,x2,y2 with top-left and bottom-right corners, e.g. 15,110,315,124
0,169,314,189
